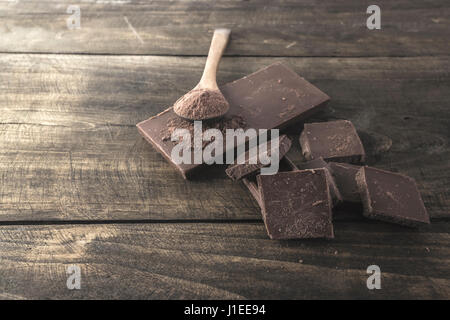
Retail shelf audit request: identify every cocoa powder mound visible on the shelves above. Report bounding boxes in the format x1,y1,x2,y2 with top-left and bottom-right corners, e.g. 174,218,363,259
173,89,230,120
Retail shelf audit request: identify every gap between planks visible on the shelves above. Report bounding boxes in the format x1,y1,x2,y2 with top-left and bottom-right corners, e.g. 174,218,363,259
1,52,450,58
0,217,449,227
0,218,261,226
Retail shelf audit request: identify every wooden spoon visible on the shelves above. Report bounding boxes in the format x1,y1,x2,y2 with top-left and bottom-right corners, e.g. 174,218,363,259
173,28,231,121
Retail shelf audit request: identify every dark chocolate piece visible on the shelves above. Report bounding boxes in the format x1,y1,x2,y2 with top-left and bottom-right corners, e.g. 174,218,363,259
299,120,365,164
242,156,298,207
137,62,330,179
297,157,342,206
257,168,334,239
242,176,263,208
279,155,299,172
356,166,430,227
328,162,362,203
225,135,292,181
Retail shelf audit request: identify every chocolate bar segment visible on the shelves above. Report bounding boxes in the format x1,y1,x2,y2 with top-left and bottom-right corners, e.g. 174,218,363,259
299,120,365,164
356,166,430,227
297,157,342,206
257,169,334,239
137,62,330,179
225,135,292,181
221,62,330,130
328,162,362,203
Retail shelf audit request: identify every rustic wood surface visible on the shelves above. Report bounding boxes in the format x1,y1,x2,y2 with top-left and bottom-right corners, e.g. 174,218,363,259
0,0,449,299
0,0,449,56
0,222,449,299
1,55,448,221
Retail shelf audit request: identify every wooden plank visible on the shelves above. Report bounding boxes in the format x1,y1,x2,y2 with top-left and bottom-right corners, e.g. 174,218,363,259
0,0,449,56
0,222,448,299
0,54,449,221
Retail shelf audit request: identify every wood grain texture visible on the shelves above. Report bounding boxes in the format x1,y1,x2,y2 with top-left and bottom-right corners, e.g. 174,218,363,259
0,54,449,221
0,222,448,299
0,0,449,56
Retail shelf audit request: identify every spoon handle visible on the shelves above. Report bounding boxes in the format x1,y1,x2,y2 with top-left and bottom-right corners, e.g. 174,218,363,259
198,28,231,90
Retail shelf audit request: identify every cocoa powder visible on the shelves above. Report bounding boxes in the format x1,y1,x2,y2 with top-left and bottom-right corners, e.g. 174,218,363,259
172,89,230,120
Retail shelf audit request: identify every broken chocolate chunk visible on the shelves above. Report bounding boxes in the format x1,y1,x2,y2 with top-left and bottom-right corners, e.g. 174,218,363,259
225,135,292,181
328,162,362,203
355,166,430,227
299,120,365,164
297,157,342,206
257,168,334,239
242,155,298,207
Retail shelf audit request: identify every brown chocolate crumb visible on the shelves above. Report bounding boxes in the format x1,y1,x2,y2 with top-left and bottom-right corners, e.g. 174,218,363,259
173,88,230,120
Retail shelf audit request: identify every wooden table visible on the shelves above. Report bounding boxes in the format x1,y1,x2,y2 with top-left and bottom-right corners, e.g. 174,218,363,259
0,0,449,299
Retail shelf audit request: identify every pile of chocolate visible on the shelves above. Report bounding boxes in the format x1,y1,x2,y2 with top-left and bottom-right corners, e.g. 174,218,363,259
226,119,430,240
137,62,430,239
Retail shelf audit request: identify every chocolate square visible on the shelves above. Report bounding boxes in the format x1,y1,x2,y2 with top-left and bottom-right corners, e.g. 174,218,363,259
225,135,292,181
242,156,298,207
297,157,342,206
356,166,430,227
257,169,334,239
299,120,365,164
137,62,330,179
328,162,362,203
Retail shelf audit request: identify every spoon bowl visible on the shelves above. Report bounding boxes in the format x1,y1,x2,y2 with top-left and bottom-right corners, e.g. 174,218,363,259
173,29,231,121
